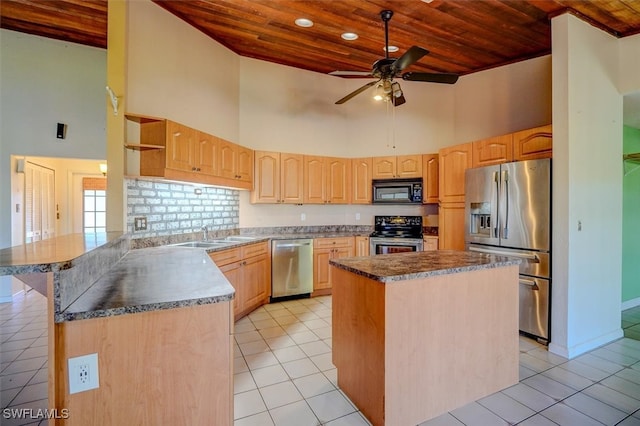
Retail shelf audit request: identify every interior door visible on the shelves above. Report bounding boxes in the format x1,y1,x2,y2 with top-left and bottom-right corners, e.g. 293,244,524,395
24,161,55,243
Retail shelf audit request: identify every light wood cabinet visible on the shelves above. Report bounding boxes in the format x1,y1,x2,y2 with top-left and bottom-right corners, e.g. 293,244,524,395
130,114,252,190
355,236,370,256
422,154,439,204
252,151,304,203
472,134,513,167
438,206,466,250
303,156,351,204
513,124,552,161
372,155,422,179
423,236,439,251
352,158,372,204
209,241,271,320
219,139,253,184
439,143,473,204
313,237,354,292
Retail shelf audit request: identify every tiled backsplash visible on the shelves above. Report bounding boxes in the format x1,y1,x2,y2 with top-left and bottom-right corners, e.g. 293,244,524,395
126,178,239,238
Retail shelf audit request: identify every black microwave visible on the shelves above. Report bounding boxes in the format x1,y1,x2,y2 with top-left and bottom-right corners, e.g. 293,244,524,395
372,178,423,204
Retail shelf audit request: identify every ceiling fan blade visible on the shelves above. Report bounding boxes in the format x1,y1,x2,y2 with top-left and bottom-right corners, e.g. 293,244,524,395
335,80,379,105
329,70,373,77
402,72,459,84
392,46,429,72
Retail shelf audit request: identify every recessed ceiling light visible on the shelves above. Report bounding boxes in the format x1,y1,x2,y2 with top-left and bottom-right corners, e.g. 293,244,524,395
421,0,435,3
295,18,314,28
341,32,359,41
384,45,399,53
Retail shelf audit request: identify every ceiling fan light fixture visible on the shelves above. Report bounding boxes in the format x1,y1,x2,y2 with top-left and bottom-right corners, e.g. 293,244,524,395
391,82,403,98
373,83,385,101
294,18,314,28
341,32,359,41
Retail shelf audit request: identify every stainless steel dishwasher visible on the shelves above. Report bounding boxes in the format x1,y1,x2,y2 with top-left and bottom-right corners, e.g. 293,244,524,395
271,239,313,301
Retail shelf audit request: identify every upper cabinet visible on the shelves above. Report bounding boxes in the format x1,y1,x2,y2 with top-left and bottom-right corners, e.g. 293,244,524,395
422,154,439,204
438,143,473,204
513,124,552,161
252,151,304,204
372,155,422,179
303,156,351,204
472,134,513,168
352,158,372,204
129,114,253,190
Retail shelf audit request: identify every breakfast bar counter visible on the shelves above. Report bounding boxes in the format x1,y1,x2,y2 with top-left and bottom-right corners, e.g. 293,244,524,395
329,251,521,426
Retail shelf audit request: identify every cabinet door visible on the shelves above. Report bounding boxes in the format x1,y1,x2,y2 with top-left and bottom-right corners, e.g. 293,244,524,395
513,124,552,161
304,156,326,204
438,205,466,250
396,155,423,178
439,143,472,203
326,157,351,204
242,254,270,311
422,154,439,204
218,139,237,179
313,248,332,290
372,156,396,179
423,237,439,251
237,146,254,182
472,134,513,167
218,261,243,318
196,131,218,175
252,151,280,203
281,153,304,204
166,121,196,172
355,236,370,256
352,158,372,204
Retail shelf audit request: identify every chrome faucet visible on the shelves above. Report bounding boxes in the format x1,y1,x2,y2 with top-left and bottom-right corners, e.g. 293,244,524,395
201,225,209,241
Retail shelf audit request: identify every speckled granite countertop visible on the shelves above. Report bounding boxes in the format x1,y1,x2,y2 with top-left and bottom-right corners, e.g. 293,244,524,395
59,246,234,321
330,250,521,283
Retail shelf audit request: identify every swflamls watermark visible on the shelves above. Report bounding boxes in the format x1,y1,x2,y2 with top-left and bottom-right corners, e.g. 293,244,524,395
2,408,70,420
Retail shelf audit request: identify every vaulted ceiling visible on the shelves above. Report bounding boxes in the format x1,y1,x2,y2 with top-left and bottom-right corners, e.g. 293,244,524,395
1,0,639,125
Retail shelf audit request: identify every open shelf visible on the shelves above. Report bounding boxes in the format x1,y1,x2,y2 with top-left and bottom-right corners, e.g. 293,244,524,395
124,143,165,151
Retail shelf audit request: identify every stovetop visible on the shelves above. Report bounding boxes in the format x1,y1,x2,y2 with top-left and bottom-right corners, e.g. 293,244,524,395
370,215,423,239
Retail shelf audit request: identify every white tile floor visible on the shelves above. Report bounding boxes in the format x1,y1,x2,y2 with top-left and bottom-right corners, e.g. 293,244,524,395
2,289,640,425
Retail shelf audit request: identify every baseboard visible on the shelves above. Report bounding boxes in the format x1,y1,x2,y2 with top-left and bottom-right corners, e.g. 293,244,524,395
622,297,640,311
549,328,624,359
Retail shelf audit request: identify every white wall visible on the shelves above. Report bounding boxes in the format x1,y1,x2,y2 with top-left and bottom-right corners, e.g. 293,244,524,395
550,14,624,358
619,33,640,95
127,0,239,142
0,30,106,248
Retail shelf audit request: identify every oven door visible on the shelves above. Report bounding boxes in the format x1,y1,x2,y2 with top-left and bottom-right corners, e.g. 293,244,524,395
370,237,423,255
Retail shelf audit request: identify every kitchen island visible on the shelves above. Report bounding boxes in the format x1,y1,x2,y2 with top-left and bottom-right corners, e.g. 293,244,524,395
0,234,236,425
329,250,520,426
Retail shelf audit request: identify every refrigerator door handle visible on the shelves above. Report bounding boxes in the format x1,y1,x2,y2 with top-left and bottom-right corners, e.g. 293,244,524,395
519,278,539,291
492,171,500,238
468,246,540,262
502,170,509,239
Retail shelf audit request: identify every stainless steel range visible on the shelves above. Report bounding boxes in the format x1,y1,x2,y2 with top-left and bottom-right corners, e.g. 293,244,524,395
370,215,423,254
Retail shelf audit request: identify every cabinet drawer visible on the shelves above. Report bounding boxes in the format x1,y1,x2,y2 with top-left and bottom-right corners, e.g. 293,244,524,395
241,241,269,258
209,248,242,266
314,237,353,249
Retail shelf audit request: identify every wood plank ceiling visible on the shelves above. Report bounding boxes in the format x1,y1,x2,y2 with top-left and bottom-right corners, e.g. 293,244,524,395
1,0,640,79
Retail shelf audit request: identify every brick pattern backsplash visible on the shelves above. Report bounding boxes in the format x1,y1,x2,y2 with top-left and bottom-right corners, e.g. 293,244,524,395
126,178,239,238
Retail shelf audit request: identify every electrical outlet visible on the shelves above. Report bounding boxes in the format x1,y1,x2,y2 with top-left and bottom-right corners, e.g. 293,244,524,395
134,216,147,231
355,213,361,221
300,213,306,221
68,353,99,394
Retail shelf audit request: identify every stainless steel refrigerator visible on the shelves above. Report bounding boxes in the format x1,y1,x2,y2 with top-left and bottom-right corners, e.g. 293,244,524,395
465,158,551,343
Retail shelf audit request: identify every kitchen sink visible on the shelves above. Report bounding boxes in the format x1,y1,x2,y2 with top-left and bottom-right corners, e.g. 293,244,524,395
219,236,258,242
169,241,233,248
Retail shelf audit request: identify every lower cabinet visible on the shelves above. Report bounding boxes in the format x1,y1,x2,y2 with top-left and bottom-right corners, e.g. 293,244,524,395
355,236,370,256
210,241,271,321
313,237,354,293
423,236,439,251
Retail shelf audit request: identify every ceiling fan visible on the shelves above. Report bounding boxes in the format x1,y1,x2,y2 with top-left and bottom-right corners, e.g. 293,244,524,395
331,10,459,107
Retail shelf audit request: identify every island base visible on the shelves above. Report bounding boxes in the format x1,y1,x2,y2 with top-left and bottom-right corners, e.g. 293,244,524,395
332,265,519,426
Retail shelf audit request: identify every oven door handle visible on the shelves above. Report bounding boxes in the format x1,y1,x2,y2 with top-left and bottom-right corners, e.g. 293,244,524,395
468,246,539,262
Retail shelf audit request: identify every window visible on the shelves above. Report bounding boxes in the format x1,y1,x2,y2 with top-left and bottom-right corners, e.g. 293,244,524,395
83,178,107,233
